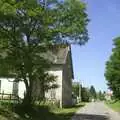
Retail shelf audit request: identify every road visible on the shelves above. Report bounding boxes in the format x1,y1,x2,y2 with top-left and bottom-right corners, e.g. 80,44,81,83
72,102,120,120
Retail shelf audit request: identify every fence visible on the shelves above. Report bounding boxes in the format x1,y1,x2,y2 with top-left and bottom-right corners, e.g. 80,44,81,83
0,92,22,103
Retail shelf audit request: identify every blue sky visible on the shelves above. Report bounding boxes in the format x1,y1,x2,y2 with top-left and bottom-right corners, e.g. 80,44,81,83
72,0,120,91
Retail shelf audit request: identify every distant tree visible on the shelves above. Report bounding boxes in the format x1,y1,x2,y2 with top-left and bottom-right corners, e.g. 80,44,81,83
105,37,120,99
90,85,97,100
72,83,79,97
81,87,90,102
0,0,89,106
72,82,81,98
97,91,105,101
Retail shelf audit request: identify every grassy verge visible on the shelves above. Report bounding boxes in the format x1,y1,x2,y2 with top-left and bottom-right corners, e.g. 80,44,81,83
0,102,85,120
0,106,24,120
51,103,85,120
106,100,120,112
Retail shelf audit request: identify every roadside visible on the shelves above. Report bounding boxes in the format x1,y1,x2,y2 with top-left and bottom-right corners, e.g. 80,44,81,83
106,100,120,112
51,103,85,120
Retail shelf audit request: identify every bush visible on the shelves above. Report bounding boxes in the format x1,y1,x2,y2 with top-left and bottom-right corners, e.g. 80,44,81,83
39,100,60,110
0,100,15,110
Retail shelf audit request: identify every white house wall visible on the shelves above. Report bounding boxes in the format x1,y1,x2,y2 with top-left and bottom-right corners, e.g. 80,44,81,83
18,81,26,98
0,78,25,99
0,70,63,103
0,78,13,94
45,70,62,103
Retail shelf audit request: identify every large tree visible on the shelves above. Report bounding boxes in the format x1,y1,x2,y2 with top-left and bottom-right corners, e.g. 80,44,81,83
105,37,120,99
0,0,89,106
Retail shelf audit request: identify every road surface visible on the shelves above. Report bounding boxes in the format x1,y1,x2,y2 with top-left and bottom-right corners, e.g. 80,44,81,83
72,102,120,120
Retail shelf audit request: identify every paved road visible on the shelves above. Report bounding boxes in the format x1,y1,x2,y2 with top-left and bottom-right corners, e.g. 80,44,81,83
72,102,120,120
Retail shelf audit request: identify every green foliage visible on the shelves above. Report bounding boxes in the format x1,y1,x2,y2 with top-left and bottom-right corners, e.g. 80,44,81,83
81,87,90,102
106,100,120,112
105,37,120,99
14,103,85,120
72,83,80,97
97,91,105,101
0,0,89,105
89,85,97,99
0,105,24,120
0,101,85,120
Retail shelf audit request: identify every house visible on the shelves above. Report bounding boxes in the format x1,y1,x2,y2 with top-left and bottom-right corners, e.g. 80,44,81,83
45,45,74,107
0,45,74,107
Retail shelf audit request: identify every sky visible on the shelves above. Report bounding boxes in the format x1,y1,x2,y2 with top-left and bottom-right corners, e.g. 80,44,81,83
72,0,120,92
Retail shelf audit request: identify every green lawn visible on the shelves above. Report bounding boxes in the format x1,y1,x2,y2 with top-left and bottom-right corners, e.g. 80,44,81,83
0,102,85,120
36,103,85,120
0,106,24,120
51,103,85,120
106,101,120,112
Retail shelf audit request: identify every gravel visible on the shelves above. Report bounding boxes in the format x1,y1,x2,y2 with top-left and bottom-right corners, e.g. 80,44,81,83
72,102,120,120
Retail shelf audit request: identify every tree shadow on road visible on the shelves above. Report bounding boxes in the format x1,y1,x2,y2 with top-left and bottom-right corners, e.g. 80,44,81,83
72,113,109,120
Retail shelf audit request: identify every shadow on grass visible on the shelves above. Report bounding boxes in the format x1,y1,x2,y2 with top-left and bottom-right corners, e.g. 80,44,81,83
1,103,109,120
14,104,81,120
0,107,22,120
0,102,86,120
62,103,85,110
73,103,85,108
0,101,85,120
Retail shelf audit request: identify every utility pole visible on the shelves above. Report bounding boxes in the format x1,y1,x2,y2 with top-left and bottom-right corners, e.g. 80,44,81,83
79,81,82,102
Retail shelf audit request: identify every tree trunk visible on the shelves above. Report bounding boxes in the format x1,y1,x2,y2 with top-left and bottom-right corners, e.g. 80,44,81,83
22,79,33,107
22,87,32,106
39,79,45,101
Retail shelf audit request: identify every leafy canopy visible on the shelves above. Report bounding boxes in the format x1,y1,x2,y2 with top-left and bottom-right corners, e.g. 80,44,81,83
105,37,120,99
0,0,89,104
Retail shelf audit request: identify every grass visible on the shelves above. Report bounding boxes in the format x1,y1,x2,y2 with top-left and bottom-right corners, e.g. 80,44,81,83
0,106,24,120
0,102,85,120
51,103,85,120
106,100,120,112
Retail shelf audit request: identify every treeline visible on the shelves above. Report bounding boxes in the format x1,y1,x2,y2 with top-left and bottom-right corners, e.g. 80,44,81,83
81,86,105,102
72,84,105,102
105,37,120,100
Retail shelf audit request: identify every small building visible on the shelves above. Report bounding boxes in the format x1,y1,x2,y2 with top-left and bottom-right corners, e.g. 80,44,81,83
0,45,74,107
44,45,74,107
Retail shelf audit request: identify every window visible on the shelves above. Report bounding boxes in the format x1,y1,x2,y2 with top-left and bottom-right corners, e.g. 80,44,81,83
12,82,18,95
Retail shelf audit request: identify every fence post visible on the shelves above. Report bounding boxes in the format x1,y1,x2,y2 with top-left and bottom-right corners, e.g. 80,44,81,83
2,91,4,100
10,94,11,100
